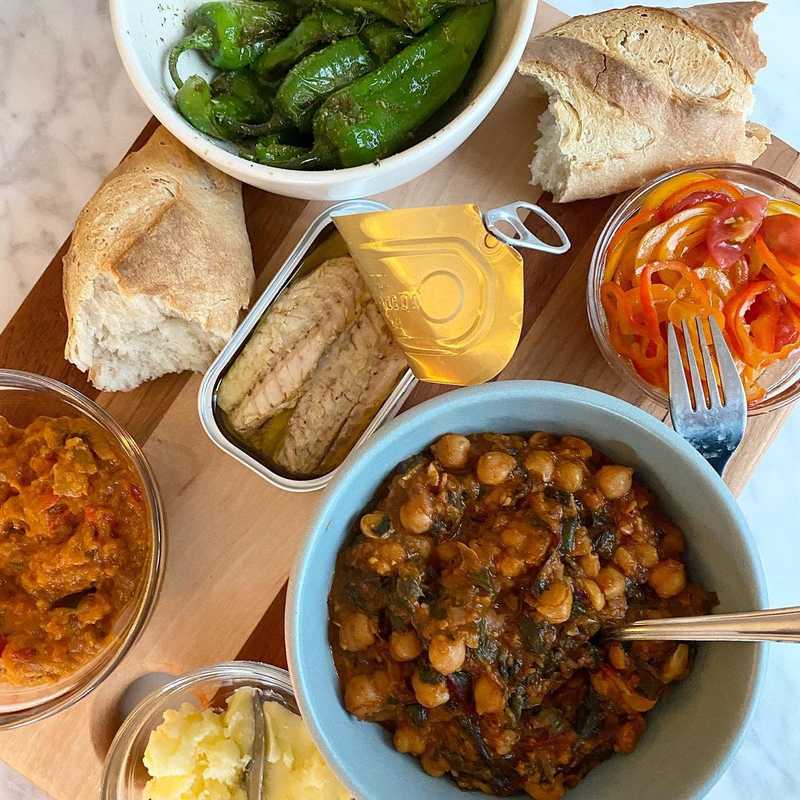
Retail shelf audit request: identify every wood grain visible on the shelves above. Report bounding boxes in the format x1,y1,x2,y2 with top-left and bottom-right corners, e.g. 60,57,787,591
1,3,798,797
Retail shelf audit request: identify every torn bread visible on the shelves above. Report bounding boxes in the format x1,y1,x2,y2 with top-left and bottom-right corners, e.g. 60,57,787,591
63,126,254,391
518,3,771,202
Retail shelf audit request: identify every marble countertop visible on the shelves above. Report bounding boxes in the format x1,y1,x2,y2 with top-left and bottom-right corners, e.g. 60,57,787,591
1,1,798,798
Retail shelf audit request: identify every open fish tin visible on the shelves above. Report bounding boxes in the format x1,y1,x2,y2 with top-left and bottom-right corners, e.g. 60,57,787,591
198,200,418,493
198,198,570,493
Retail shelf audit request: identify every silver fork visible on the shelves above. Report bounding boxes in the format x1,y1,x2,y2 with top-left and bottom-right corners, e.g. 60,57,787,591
667,316,747,476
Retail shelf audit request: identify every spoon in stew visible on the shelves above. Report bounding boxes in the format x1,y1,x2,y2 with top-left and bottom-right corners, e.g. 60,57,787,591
609,606,800,643
246,688,266,800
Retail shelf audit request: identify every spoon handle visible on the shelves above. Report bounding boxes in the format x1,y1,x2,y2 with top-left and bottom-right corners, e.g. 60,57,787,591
611,606,800,643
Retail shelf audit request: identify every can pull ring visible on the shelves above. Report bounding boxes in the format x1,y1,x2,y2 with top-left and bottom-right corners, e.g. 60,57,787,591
484,201,571,255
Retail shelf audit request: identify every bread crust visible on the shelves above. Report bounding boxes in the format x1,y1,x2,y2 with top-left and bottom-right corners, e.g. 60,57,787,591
519,2,769,202
63,126,254,376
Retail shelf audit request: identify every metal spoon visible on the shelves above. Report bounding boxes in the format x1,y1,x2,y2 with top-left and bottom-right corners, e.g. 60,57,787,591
609,606,800,643
246,688,266,800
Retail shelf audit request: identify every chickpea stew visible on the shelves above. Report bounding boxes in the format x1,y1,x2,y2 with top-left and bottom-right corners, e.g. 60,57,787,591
329,432,716,798
0,415,150,686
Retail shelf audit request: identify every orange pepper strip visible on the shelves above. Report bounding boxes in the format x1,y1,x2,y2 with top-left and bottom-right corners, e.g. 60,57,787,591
604,209,656,281
640,172,714,212
723,280,775,366
657,178,744,219
753,235,800,308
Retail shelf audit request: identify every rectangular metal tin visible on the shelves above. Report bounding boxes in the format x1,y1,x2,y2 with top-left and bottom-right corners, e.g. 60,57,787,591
198,199,418,493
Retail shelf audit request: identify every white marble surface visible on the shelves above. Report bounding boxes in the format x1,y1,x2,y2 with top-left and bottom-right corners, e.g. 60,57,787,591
0,1,798,798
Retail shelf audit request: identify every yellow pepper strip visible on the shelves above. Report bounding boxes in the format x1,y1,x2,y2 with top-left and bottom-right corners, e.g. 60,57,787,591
634,205,717,274
767,199,800,217
655,216,711,261
640,171,714,212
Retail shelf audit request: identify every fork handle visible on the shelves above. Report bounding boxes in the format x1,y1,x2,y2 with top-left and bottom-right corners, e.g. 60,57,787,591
611,606,800,643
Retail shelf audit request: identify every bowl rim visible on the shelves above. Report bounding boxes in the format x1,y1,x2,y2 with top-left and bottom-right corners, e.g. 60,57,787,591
0,369,166,729
108,0,538,192
586,162,800,417
287,379,768,800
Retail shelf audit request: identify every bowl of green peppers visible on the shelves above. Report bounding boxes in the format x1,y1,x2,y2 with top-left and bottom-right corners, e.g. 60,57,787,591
110,0,537,200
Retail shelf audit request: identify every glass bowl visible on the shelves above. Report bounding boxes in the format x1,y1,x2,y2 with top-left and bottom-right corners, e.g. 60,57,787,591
0,369,166,728
100,661,296,800
587,163,800,415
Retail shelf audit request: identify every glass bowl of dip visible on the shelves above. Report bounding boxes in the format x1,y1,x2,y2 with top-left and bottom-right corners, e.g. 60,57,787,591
100,661,296,800
0,369,165,728
586,163,800,415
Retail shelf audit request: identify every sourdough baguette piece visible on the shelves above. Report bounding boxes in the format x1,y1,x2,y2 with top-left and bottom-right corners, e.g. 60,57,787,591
519,3,771,202
64,126,254,391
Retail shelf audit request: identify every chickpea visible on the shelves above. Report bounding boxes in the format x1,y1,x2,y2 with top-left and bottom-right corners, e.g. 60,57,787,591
390,630,422,662
400,491,433,534
579,553,601,578
648,559,687,599
394,725,427,756
429,634,466,675
535,579,574,624
632,542,659,568
421,750,449,778
553,459,584,493
431,434,471,470
579,577,606,611
572,528,592,557
597,566,626,600
476,451,516,485
595,465,634,499
660,525,686,558
614,718,645,754
412,670,450,708
498,554,525,578
474,673,505,715
608,641,629,671
613,546,638,578
344,672,389,718
661,643,690,683
559,436,593,459
338,611,375,652
500,524,528,549
524,449,555,481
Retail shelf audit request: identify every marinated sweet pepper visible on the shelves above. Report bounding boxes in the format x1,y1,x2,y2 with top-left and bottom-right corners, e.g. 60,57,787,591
169,0,296,87
252,8,364,78
313,3,494,167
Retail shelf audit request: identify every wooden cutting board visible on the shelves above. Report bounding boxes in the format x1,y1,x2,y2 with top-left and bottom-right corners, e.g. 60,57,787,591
2,3,800,797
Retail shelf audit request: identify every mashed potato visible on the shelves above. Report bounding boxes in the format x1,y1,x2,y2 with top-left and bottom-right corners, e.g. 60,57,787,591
143,687,255,800
263,701,351,800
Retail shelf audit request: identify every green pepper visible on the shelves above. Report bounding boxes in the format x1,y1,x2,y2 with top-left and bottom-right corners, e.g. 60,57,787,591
359,20,415,62
241,137,328,168
168,1,296,88
313,3,494,167
175,73,273,140
253,9,364,78
321,0,482,32
240,35,376,136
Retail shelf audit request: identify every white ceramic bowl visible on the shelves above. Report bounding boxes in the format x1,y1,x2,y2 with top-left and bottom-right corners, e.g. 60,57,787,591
289,381,767,800
110,0,536,200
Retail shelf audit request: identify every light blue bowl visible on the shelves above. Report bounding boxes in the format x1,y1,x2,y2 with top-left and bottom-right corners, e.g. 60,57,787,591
288,381,767,800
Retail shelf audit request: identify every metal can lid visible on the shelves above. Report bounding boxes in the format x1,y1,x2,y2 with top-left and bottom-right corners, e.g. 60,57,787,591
335,202,569,385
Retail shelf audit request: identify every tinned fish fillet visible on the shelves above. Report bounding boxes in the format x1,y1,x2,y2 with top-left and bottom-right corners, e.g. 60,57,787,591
218,258,368,433
275,303,405,475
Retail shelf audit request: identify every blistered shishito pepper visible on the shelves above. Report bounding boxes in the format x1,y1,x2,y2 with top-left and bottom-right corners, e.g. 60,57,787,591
359,20,415,62
313,3,494,167
176,72,272,140
322,0,480,32
243,138,325,168
253,9,364,78
240,35,376,136
168,1,296,87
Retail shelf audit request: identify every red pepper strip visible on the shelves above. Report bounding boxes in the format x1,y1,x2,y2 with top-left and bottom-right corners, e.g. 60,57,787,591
657,179,743,221
753,235,800,308
658,190,733,221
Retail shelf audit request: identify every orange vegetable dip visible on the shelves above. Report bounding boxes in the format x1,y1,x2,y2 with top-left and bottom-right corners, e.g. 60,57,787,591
601,171,800,403
0,415,149,686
